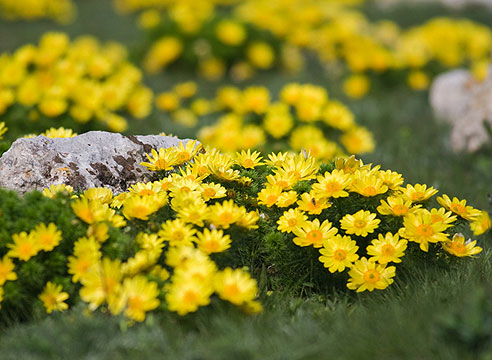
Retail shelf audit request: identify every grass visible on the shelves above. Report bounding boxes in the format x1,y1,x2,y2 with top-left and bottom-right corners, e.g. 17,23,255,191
0,0,492,358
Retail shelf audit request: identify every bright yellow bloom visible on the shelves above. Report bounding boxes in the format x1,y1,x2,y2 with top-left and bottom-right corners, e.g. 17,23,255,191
235,150,264,169
158,219,197,247
42,184,74,198
214,268,258,306
428,207,457,228
442,233,482,257
118,276,160,322
470,211,491,236
207,200,243,229
312,169,351,198
140,147,179,171
41,127,76,138
347,258,396,292
247,42,274,69
39,282,69,314
377,196,420,217
176,201,209,227
319,235,359,273
215,20,246,46
236,210,260,230
276,191,298,208
293,219,338,248
401,184,438,203
144,36,182,73
437,194,482,221
340,126,375,154
199,182,227,201
343,74,370,99
367,233,407,264
340,210,380,237
122,194,167,220
71,198,115,224
196,229,231,254
80,258,122,311
165,278,213,315
277,208,308,233
0,122,7,139
296,191,331,215
377,170,404,190
83,188,113,204
257,185,283,208
31,222,62,252
0,256,17,285
322,101,354,131
263,102,293,139
67,236,101,283
7,231,40,261
173,140,202,165
266,170,298,190
351,171,388,197
408,70,429,90
399,210,449,252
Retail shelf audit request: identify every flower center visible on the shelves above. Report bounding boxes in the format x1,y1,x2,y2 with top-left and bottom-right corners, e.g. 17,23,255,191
266,194,278,204
287,218,298,227
333,249,347,261
431,214,443,223
381,244,395,256
325,181,341,193
183,290,198,305
139,189,154,196
363,269,381,283
450,242,466,255
410,192,424,201
306,230,322,243
363,186,377,196
155,158,168,169
416,224,434,237
449,204,467,215
203,188,216,198
354,219,367,228
392,204,408,215
242,159,255,168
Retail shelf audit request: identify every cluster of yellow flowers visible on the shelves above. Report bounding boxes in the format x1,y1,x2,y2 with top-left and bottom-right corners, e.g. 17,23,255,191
2,140,490,320
0,0,75,23
263,154,489,291
117,0,492,90
157,82,374,161
0,32,154,133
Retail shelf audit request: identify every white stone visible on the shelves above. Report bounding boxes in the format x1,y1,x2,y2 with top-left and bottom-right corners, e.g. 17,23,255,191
0,131,195,194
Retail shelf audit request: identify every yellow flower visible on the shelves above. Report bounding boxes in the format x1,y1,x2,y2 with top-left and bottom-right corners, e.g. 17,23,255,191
319,235,359,273
407,70,429,90
215,20,246,46
340,210,381,237
340,126,375,154
296,191,331,215
293,219,338,248
277,208,308,233
367,233,407,264
437,194,482,221
67,236,101,283
176,201,209,227
243,86,270,114
263,102,294,139
118,276,160,322
347,258,396,292
140,147,179,171
199,182,227,201
214,268,258,306
41,127,76,138
0,256,17,285
122,194,167,220
174,82,197,98
312,169,351,198
71,198,114,224
343,74,370,99
257,185,283,208
428,207,457,228
196,229,231,254
470,211,491,236
377,196,420,217
83,188,113,204
158,219,197,247
236,210,260,230
400,184,438,203
235,150,264,169
80,258,122,311
0,122,7,139
31,222,62,252
247,42,275,69
207,200,243,229
266,170,298,190
442,233,482,257
39,282,69,314
165,278,213,315
351,171,388,197
7,231,40,261
144,36,182,73
322,101,354,131
42,184,74,198
173,140,202,165
399,210,449,252
276,191,298,208
156,92,180,112
377,170,404,190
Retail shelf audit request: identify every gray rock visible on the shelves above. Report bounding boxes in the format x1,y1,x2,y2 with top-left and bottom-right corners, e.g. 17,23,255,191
0,131,195,194
430,67,492,152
